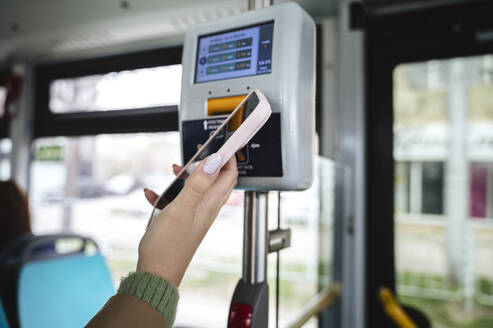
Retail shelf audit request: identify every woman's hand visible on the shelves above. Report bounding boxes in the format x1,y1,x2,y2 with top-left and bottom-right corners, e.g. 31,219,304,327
137,153,238,286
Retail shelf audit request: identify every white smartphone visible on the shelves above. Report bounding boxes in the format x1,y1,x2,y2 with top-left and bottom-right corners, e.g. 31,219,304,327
147,89,271,225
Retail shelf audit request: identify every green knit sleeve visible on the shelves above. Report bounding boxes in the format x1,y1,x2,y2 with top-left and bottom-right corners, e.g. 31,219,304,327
118,272,179,327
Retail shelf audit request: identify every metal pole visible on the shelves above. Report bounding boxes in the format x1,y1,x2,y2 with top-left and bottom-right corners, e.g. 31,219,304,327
446,59,472,312
243,191,268,284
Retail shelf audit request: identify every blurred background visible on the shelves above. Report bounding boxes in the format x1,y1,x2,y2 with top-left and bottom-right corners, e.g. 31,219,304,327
393,56,493,327
1,0,493,327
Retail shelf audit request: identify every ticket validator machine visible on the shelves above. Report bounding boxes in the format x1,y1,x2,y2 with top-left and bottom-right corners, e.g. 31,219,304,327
180,3,315,327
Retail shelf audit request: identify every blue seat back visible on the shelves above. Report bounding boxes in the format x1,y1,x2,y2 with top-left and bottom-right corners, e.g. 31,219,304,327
0,299,9,328
16,238,115,328
0,233,59,328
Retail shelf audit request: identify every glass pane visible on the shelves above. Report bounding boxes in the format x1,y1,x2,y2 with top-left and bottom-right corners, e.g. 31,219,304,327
394,55,493,327
272,157,338,327
49,65,182,113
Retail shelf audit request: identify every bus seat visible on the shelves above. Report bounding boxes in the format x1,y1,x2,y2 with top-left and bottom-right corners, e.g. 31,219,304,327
18,252,114,328
0,299,9,328
0,233,58,328
0,234,114,328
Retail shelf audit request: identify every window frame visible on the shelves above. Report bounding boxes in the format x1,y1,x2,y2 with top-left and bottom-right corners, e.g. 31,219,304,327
33,46,183,137
365,1,493,326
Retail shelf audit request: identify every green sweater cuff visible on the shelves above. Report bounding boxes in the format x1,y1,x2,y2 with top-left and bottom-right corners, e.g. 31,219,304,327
118,272,179,327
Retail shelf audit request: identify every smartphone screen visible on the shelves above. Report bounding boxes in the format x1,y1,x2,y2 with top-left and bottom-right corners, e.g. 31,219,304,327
150,91,260,213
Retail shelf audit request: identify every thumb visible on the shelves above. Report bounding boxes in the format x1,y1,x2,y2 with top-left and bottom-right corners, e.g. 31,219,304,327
175,153,223,208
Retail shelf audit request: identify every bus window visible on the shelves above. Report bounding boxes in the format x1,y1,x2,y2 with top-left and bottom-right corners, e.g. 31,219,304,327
49,65,182,113
393,55,493,326
30,132,181,273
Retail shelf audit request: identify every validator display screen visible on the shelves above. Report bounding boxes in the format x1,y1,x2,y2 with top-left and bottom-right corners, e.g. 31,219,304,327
195,22,274,83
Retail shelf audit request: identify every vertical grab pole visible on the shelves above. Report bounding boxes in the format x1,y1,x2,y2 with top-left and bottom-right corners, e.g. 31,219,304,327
243,191,268,284
228,191,269,328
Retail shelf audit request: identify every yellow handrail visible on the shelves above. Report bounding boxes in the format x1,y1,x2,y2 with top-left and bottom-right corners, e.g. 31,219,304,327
379,287,417,328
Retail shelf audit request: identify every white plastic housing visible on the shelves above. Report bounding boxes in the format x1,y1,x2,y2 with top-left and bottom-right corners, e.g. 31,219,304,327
180,2,315,191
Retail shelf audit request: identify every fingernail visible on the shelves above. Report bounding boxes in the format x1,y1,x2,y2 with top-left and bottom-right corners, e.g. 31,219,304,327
202,153,222,175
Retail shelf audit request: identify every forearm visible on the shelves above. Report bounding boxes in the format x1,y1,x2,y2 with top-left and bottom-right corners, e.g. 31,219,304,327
87,154,236,327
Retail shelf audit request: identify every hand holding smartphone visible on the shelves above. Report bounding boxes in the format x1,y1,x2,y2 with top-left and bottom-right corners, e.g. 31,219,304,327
147,90,271,225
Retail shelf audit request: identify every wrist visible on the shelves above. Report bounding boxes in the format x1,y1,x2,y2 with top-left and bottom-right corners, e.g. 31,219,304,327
118,271,179,328
136,256,185,287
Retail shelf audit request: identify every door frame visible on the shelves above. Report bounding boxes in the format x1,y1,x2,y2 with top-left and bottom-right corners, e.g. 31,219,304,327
364,1,493,326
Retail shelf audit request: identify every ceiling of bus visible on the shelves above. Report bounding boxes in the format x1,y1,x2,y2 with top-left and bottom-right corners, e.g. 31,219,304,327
0,0,336,63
